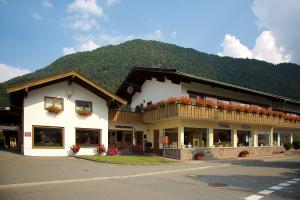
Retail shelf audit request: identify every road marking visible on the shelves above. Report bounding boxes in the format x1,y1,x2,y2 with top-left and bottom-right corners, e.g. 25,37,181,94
278,183,290,186
292,178,300,181
269,186,283,190
258,190,274,195
287,180,297,183
0,163,231,189
244,195,264,200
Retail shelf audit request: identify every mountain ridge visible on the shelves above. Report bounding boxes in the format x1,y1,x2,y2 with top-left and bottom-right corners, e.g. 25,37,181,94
1,39,300,106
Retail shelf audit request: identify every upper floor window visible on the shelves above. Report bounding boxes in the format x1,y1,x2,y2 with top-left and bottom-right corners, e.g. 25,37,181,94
75,100,93,116
44,97,64,112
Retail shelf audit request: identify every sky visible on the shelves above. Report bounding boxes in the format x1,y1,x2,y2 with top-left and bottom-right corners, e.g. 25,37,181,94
0,0,299,82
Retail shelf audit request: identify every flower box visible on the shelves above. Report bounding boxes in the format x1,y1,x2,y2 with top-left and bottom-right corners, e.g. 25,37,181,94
76,108,92,116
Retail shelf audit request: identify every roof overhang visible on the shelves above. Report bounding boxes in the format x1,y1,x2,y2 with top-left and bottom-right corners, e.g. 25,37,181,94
116,66,300,106
6,71,127,107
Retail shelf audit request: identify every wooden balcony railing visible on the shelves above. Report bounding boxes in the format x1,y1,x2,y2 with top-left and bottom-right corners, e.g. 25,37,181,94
142,104,300,128
109,110,142,124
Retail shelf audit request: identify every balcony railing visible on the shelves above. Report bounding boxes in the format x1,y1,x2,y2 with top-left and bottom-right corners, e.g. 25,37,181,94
109,110,142,124
142,104,300,128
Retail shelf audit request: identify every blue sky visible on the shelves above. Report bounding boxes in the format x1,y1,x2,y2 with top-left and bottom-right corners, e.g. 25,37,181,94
0,0,299,82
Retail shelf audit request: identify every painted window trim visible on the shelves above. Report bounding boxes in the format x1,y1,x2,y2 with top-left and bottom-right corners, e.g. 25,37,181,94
44,96,64,111
32,125,65,149
75,128,101,148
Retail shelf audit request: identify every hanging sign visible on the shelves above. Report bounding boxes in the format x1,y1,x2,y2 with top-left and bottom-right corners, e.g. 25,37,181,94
160,136,168,145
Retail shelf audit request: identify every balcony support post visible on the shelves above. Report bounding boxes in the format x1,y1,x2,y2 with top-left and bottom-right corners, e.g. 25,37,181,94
253,131,258,147
178,126,184,148
208,128,214,147
232,129,238,147
290,133,294,144
277,133,281,146
270,127,274,146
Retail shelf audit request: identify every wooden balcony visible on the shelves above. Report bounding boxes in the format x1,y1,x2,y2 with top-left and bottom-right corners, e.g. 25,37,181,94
142,104,300,128
109,110,142,124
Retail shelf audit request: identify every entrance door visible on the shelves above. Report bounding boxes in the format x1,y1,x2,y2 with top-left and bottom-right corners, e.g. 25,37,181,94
153,130,159,154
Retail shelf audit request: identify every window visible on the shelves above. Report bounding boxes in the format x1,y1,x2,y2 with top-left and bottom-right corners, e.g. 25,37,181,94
44,97,63,111
280,133,291,145
75,100,92,112
213,129,232,147
237,131,252,147
33,126,64,148
76,128,101,146
184,128,207,147
258,133,270,146
273,133,279,146
164,128,178,148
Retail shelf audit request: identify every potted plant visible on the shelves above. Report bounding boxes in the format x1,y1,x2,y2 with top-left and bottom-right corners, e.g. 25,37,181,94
97,144,106,155
45,103,62,113
70,144,80,155
76,108,92,116
194,152,205,160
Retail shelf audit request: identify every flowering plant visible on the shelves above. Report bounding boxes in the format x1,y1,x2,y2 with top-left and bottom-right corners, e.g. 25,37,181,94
177,96,192,105
45,103,62,113
157,100,167,109
70,144,80,154
130,145,144,154
166,97,178,104
76,108,92,116
106,147,119,156
97,144,106,154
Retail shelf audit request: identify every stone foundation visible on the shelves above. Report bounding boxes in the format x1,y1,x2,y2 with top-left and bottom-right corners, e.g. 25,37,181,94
164,146,285,160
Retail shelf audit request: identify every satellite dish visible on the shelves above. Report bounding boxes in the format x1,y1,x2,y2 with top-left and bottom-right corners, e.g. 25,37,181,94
127,85,134,94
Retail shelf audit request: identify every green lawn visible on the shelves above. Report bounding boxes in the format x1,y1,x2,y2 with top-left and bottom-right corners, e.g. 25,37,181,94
79,155,178,164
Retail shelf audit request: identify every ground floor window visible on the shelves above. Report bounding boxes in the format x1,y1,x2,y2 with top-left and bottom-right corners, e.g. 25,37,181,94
273,133,279,146
213,129,232,147
237,131,252,147
108,130,133,149
184,128,207,148
258,133,270,146
164,128,178,148
294,134,300,142
280,133,291,145
33,126,64,148
76,128,101,146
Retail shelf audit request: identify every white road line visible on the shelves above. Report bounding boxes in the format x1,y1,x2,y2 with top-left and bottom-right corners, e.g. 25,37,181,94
292,178,300,181
287,180,297,183
278,183,290,186
269,186,283,190
0,163,231,189
244,195,264,200
258,190,274,195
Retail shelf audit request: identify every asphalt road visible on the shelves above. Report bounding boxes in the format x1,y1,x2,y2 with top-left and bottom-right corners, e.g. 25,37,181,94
0,150,299,200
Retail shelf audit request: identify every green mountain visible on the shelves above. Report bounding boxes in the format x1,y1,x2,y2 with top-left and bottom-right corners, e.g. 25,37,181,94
1,39,300,106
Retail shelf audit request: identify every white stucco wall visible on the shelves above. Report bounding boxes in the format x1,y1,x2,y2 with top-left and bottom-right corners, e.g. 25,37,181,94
23,81,108,156
131,78,182,108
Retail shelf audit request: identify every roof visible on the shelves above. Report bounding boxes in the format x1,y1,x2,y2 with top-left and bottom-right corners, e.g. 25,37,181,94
117,66,300,106
6,71,127,106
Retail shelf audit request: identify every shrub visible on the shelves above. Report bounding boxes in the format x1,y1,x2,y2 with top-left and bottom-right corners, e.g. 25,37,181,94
284,143,292,150
157,100,167,108
238,150,249,157
130,146,144,154
70,144,80,154
292,141,300,150
106,147,119,156
194,152,205,160
97,144,106,154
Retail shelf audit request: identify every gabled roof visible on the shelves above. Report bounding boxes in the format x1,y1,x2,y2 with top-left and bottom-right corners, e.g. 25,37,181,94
6,71,127,106
116,66,300,106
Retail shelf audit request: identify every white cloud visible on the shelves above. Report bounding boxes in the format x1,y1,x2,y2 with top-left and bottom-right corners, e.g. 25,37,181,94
144,29,163,40
171,31,177,38
252,0,300,63
218,31,291,64
106,0,120,6
31,13,43,20
42,0,52,8
98,34,135,45
67,0,103,16
219,34,252,59
79,39,100,51
0,63,30,83
64,14,99,31
63,47,76,55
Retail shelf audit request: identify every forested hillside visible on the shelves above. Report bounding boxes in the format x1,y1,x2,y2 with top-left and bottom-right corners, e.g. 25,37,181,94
1,39,300,106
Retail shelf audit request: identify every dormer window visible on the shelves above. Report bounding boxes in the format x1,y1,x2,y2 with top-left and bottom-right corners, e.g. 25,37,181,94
75,100,92,116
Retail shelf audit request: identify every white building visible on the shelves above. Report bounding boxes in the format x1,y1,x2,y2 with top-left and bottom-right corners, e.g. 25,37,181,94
6,71,126,156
